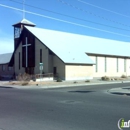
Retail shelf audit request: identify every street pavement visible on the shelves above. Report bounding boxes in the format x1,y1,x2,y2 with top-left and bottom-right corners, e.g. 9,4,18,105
0,83,129,130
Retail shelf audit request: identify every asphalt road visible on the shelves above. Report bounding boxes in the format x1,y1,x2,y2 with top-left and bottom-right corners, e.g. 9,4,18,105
0,83,130,130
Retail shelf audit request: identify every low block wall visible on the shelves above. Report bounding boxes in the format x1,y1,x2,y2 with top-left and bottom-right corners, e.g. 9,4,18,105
36,77,53,81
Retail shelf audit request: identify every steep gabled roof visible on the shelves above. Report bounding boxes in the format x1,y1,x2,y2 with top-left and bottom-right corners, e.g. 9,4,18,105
0,53,13,64
25,26,130,61
25,26,94,64
25,26,130,58
13,18,36,27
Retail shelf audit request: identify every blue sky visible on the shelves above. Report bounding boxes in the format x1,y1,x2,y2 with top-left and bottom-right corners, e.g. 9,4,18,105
0,0,130,54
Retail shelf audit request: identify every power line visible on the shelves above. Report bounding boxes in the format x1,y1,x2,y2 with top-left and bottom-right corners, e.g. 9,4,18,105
0,3,130,38
77,0,130,18
23,0,25,19
8,0,130,32
58,0,130,27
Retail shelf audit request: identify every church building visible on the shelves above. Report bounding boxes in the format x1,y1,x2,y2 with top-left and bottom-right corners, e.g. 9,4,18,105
8,19,130,80
0,53,14,79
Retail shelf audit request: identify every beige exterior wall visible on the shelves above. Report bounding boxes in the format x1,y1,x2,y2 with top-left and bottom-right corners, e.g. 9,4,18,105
106,57,116,76
90,56,96,72
126,59,130,76
34,39,50,74
97,56,105,76
14,42,24,75
34,39,57,74
53,56,65,80
89,55,129,77
35,38,65,78
65,65,93,80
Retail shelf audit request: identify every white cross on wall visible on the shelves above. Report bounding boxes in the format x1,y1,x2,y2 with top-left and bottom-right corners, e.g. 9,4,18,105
22,37,31,67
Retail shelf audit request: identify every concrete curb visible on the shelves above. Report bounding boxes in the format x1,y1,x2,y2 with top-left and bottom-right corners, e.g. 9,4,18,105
108,87,130,95
0,80,130,89
41,81,128,89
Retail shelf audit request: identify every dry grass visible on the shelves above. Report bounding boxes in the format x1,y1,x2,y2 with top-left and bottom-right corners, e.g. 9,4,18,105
17,73,31,81
8,80,63,86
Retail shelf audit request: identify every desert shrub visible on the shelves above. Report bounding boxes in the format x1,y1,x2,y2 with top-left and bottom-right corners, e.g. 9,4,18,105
101,76,110,81
110,78,114,81
121,74,127,78
32,75,36,81
21,81,29,86
17,73,31,86
85,80,90,82
101,76,105,80
17,73,31,81
73,81,78,83
56,78,62,82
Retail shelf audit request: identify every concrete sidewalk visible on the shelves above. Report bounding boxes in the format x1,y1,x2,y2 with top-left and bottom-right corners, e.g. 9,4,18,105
0,79,130,93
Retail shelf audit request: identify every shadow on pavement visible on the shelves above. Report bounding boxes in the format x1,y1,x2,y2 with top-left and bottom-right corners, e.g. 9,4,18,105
111,92,130,96
68,90,95,93
0,86,14,89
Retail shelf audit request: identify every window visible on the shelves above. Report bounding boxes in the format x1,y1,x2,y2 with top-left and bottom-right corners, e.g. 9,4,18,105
53,67,57,75
2,65,6,71
40,49,42,63
19,52,20,70
105,57,107,72
95,56,98,72
124,58,126,72
8,67,13,71
117,58,118,72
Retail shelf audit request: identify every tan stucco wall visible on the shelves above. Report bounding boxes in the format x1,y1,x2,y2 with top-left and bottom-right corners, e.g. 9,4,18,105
35,39,65,78
106,57,116,76
34,38,56,74
118,58,124,72
90,56,96,72
34,39,49,74
53,56,65,80
14,42,24,75
126,59,130,76
97,56,105,75
89,55,129,77
65,65,93,80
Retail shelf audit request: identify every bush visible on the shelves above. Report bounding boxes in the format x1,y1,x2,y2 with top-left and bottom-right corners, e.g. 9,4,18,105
121,75,127,78
16,73,31,86
85,80,90,82
21,81,29,86
17,73,31,81
56,78,62,82
101,76,110,81
73,81,78,83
